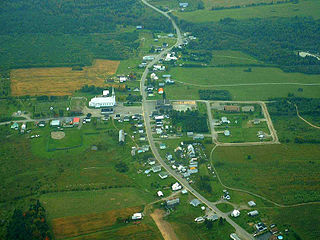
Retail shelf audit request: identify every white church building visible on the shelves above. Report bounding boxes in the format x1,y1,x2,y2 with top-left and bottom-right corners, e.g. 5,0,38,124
89,88,116,108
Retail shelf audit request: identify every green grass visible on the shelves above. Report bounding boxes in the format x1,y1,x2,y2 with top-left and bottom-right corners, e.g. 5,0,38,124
166,194,235,240
174,0,320,22
216,203,234,213
212,144,320,205
211,50,264,65
40,188,151,219
165,66,320,100
47,129,83,151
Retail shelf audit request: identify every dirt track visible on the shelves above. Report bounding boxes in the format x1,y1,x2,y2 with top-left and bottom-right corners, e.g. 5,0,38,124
150,209,178,240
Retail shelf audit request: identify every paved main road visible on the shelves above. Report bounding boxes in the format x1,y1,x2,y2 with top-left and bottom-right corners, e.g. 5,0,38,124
140,1,254,239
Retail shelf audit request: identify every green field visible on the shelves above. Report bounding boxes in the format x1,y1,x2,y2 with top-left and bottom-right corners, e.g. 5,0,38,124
40,188,150,219
165,66,320,100
174,0,320,22
211,50,264,66
212,144,320,204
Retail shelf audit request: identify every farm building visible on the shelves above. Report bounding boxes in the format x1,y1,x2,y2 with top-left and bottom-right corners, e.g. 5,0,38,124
179,3,189,8
224,105,240,112
50,120,60,127
89,89,116,108
193,134,204,140
119,129,125,143
242,106,255,112
207,214,219,221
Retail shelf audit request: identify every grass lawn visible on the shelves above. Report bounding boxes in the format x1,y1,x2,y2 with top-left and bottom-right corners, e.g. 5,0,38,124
165,66,320,100
40,188,151,219
174,0,320,22
211,144,320,205
216,203,234,213
165,194,235,240
47,129,83,151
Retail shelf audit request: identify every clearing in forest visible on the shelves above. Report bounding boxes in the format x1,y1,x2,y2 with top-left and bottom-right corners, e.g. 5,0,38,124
10,59,120,96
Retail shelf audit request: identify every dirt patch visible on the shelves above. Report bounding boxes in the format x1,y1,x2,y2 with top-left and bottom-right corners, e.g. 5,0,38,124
11,59,120,96
51,131,65,140
150,209,178,240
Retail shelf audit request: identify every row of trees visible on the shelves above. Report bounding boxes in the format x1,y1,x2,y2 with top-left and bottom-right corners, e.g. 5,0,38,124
199,90,232,100
179,16,320,74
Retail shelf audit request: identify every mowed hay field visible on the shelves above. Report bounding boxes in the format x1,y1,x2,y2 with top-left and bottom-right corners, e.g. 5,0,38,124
10,59,120,96
51,206,141,239
204,0,289,9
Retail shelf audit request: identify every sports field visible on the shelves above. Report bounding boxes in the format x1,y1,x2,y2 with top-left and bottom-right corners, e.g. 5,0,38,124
10,59,119,96
175,0,320,22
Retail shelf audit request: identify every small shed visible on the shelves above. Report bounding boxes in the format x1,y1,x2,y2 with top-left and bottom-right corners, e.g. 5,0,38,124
224,130,230,136
248,210,259,217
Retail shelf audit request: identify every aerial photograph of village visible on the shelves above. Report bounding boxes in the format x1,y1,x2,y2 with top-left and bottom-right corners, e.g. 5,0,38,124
0,0,319,239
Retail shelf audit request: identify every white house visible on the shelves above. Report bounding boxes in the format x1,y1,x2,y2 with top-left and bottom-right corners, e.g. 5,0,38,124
231,210,240,218
153,65,165,71
165,53,178,61
119,76,127,83
89,88,116,108
157,191,164,197
172,182,182,191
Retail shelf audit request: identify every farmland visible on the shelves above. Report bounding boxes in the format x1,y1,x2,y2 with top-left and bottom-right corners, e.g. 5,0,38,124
10,59,119,96
211,144,320,204
174,0,320,22
203,0,292,9
165,66,320,100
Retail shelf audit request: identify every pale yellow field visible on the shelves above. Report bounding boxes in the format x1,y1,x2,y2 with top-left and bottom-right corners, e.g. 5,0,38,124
204,0,288,9
10,59,120,96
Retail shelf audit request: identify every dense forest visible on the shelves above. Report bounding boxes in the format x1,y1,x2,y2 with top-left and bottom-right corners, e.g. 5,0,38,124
0,0,173,70
178,16,320,74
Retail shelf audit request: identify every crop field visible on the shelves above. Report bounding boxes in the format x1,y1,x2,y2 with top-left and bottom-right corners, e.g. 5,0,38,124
203,0,292,9
174,0,320,22
10,59,120,96
72,223,162,240
165,66,320,100
51,206,142,239
212,144,320,204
